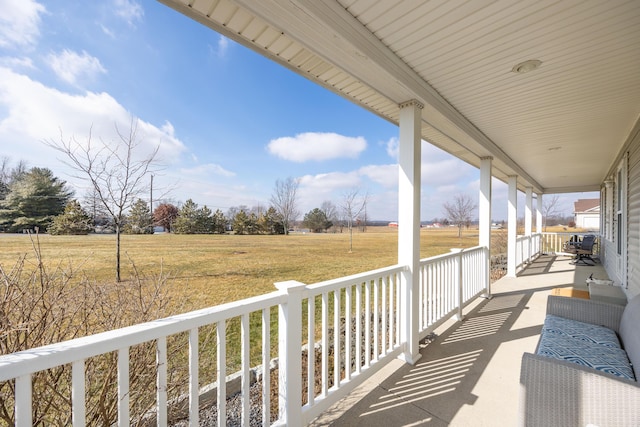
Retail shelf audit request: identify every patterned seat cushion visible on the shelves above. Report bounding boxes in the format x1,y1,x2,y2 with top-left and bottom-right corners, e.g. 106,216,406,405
537,315,635,381
542,314,621,348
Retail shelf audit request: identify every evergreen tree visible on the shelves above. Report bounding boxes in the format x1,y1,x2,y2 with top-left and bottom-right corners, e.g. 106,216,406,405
260,206,285,235
232,210,250,235
0,167,72,232
303,208,332,233
173,199,200,234
49,200,93,235
124,199,154,234
247,212,261,235
211,209,228,234
196,205,213,233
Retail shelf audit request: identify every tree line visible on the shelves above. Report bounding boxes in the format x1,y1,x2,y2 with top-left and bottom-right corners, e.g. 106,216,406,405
0,158,368,236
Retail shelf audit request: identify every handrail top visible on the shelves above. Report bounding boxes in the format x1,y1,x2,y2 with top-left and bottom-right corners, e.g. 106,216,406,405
0,290,285,381
0,263,409,380
305,264,406,293
419,245,485,264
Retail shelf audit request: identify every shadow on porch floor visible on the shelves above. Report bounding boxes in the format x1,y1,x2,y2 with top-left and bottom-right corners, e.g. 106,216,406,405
309,254,609,426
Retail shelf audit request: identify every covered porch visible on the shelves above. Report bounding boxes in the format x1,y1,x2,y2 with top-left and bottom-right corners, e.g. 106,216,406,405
311,254,608,426
1,0,639,425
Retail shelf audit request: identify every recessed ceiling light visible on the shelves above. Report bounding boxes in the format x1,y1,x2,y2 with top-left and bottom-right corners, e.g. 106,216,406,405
512,59,542,74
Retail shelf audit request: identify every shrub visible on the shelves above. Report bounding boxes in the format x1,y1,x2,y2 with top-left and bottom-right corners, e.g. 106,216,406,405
0,234,186,425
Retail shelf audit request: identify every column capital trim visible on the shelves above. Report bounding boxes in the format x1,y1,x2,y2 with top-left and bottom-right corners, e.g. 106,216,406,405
480,156,493,161
399,99,424,110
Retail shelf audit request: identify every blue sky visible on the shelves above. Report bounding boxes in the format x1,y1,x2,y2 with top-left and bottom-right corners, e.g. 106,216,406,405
0,0,596,222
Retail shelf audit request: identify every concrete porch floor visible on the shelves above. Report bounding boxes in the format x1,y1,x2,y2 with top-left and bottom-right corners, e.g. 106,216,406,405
310,254,612,426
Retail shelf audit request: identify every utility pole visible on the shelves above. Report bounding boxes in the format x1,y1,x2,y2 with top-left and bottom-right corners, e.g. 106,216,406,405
150,174,154,213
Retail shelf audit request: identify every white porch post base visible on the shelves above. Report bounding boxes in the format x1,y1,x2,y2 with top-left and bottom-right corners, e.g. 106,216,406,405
275,280,306,425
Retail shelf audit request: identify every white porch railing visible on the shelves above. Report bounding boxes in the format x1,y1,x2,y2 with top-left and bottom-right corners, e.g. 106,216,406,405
0,249,489,426
418,246,488,338
514,233,543,271
540,231,600,256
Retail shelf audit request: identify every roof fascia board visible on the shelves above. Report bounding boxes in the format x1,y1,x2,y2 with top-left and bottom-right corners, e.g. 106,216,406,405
156,0,398,123
544,185,601,194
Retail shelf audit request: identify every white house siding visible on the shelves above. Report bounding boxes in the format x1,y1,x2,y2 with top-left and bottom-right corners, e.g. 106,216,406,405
627,135,640,296
576,213,600,229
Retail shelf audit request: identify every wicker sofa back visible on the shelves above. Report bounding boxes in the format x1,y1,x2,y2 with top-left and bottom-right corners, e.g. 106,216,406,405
519,294,640,426
619,294,640,379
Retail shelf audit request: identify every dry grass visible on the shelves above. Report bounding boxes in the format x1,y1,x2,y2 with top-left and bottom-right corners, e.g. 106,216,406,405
0,227,488,313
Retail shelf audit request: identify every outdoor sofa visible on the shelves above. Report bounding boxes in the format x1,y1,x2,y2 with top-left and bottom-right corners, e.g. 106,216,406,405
519,293,640,426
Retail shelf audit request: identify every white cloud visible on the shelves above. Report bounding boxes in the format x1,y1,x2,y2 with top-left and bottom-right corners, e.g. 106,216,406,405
0,0,46,49
0,67,186,185
422,147,476,188
113,0,143,27
385,137,398,158
208,36,231,59
100,24,116,39
299,171,361,191
359,164,397,187
267,132,366,162
297,171,361,213
180,163,235,178
217,36,229,58
46,49,107,86
0,56,35,70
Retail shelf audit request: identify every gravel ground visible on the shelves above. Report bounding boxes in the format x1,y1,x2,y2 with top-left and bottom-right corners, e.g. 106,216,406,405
170,319,440,426
171,379,269,427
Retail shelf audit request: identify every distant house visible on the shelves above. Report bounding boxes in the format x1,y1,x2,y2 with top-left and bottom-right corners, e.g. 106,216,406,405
574,199,600,230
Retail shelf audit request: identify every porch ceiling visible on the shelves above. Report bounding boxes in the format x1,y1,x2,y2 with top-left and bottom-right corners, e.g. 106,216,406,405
159,0,640,194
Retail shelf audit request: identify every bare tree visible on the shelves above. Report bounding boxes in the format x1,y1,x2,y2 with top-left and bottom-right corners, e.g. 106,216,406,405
341,189,368,252
270,177,300,235
0,157,28,199
542,194,561,231
45,118,160,282
443,193,477,238
320,200,339,231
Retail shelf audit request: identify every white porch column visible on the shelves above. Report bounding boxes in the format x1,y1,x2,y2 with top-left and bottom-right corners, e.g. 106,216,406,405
536,193,543,234
525,187,533,263
398,99,422,365
507,176,518,277
525,187,532,236
479,157,492,297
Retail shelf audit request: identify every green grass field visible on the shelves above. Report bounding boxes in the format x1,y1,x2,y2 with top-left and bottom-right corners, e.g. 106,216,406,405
0,227,487,313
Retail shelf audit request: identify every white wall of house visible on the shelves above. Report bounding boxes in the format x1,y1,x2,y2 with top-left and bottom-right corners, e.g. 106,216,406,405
575,212,600,229
603,120,640,298
625,125,640,297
